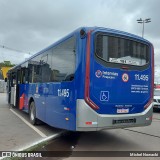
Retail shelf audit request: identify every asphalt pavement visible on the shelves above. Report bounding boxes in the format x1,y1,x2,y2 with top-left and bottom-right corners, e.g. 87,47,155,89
0,92,160,160
0,93,62,151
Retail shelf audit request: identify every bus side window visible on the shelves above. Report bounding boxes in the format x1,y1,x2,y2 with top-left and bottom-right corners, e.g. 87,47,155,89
64,74,74,81
50,36,76,82
24,68,29,83
28,57,42,83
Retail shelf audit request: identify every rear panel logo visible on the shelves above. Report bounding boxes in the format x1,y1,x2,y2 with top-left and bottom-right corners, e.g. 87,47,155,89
95,70,102,78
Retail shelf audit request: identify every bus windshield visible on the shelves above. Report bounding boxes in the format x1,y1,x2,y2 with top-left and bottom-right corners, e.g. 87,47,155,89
96,34,149,66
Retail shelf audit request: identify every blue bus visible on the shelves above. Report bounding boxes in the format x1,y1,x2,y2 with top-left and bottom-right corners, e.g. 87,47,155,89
7,27,154,131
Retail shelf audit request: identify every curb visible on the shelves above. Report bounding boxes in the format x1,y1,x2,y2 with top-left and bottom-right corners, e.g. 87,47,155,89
0,131,65,160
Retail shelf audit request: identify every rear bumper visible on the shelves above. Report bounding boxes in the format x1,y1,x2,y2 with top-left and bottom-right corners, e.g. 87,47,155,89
76,99,153,131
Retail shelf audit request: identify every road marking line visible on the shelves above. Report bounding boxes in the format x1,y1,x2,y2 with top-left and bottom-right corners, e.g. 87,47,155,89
10,108,47,138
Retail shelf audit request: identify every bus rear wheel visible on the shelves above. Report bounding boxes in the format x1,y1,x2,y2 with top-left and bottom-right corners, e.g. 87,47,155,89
29,101,38,125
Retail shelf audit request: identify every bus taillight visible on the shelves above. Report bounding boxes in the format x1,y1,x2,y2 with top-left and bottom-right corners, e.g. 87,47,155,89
144,100,152,110
85,31,99,110
154,84,160,89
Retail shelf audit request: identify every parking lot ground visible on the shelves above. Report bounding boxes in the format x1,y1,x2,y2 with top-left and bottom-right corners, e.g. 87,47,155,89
124,111,160,138
1,92,160,160
0,93,63,151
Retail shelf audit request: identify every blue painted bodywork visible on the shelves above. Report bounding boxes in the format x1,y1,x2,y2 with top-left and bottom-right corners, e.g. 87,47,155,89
89,29,152,115
11,27,153,131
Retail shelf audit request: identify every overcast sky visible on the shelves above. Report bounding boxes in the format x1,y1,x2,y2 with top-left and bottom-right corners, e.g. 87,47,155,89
0,0,160,67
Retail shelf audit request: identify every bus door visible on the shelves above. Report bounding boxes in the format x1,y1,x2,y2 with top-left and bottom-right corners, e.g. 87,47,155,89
8,71,16,106
18,67,29,110
7,72,12,104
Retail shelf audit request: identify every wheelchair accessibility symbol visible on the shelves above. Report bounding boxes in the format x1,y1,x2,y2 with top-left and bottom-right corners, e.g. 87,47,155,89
100,91,109,101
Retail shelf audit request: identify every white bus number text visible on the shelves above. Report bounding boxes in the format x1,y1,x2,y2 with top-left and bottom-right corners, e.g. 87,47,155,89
58,89,69,97
135,74,149,81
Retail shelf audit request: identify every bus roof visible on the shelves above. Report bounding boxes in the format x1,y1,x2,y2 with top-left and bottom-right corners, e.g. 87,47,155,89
9,26,151,71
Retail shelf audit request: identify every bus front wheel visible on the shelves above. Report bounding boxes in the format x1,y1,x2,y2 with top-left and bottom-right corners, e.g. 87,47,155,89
29,101,38,125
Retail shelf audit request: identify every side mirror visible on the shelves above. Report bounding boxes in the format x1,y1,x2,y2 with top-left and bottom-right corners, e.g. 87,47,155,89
4,78,7,82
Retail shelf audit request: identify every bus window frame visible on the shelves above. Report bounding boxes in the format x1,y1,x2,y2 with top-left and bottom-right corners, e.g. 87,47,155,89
94,32,150,71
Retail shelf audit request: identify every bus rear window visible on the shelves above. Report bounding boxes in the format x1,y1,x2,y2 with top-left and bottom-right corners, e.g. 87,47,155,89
96,34,149,66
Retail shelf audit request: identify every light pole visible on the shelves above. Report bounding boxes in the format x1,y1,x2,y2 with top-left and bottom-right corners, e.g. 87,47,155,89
137,18,151,38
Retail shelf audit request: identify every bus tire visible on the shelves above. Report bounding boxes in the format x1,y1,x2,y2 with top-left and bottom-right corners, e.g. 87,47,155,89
29,101,38,125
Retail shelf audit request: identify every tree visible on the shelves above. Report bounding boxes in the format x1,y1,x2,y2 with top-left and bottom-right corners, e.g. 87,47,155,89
0,61,15,67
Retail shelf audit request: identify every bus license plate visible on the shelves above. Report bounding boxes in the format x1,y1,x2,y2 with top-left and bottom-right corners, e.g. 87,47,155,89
113,118,136,124
117,108,129,113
